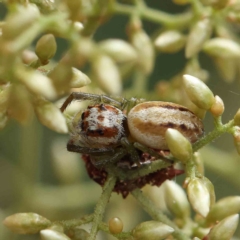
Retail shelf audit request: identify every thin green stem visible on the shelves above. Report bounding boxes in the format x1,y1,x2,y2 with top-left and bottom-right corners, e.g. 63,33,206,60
56,215,93,231
131,189,191,240
113,2,193,29
193,119,235,152
87,174,117,240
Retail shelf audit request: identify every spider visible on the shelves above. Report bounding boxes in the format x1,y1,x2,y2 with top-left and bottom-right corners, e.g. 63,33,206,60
60,92,204,168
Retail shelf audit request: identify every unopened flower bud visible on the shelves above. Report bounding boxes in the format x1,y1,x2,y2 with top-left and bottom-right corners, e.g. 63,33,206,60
206,196,240,225
7,84,33,124
207,214,239,240
48,63,73,94
201,177,216,207
35,34,57,64
40,229,71,240
99,39,137,64
187,178,210,217
129,27,154,74
21,50,38,64
109,217,123,234
18,68,57,100
209,95,224,117
233,127,240,155
67,228,90,240
185,18,213,58
234,109,240,126
34,98,68,133
70,68,91,88
164,180,191,218
203,38,240,58
154,30,186,53
92,54,122,95
2,4,40,40
183,74,215,110
165,128,193,163
3,213,51,234
132,221,174,240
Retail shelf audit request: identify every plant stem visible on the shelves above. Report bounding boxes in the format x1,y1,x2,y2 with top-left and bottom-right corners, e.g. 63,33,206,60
131,189,191,240
193,120,235,152
87,174,117,240
113,2,193,29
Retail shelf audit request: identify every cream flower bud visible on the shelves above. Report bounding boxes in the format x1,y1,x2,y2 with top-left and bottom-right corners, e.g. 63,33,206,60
206,196,240,225
185,18,213,58
201,177,216,207
165,128,193,163
130,28,154,74
34,98,68,133
35,34,57,64
132,221,174,240
70,68,91,88
209,95,224,117
98,39,138,63
40,229,71,240
109,217,123,234
207,214,239,240
2,4,40,40
234,109,240,126
203,38,240,58
154,30,186,53
3,213,51,234
163,180,191,218
19,69,57,100
92,54,122,95
187,178,210,217
183,74,215,110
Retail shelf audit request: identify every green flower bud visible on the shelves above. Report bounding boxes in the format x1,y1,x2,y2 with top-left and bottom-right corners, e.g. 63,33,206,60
92,54,122,95
34,98,68,133
7,83,33,124
234,109,240,126
40,229,71,240
185,18,213,58
201,177,216,207
206,196,240,225
203,38,240,58
165,128,193,163
48,63,73,94
132,221,174,240
213,57,237,83
164,180,191,218
35,34,57,64
130,27,154,74
2,4,40,40
67,228,90,240
109,217,123,234
70,68,91,88
187,178,210,217
19,68,57,100
99,39,138,64
3,213,51,234
207,214,239,240
183,74,215,110
209,95,224,117
154,30,186,53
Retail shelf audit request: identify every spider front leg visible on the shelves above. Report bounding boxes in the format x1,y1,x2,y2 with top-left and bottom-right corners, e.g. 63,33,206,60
67,140,115,155
60,92,125,112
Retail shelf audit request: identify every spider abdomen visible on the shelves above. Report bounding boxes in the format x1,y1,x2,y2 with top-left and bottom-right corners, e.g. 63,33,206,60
127,101,204,150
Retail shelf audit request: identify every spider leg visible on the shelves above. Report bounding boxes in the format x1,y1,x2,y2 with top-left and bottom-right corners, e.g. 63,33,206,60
67,140,114,155
133,142,173,163
120,137,140,166
60,92,126,112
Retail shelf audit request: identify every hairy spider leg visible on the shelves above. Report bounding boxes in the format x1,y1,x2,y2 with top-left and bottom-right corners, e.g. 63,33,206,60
60,92,125,112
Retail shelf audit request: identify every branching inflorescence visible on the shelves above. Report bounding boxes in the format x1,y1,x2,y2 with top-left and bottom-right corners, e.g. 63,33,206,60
1,0,240,240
